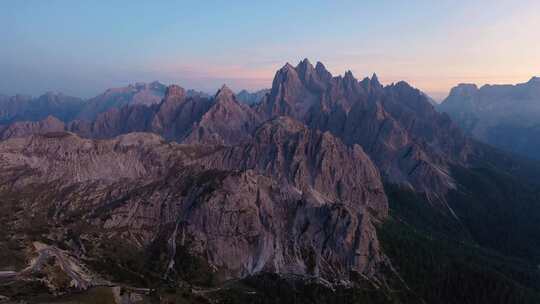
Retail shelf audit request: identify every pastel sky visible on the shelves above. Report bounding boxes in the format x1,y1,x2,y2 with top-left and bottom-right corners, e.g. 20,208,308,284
1,0,539,100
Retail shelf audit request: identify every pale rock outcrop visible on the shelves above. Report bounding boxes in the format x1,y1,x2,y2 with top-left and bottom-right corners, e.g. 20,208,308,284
195,116,387,217
0,130,389,284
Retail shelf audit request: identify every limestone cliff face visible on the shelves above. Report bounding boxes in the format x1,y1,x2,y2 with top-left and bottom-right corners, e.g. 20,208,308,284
0,131,389,284
195,116,387,217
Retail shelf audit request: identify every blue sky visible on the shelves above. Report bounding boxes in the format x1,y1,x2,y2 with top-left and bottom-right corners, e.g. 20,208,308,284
1,1,539,99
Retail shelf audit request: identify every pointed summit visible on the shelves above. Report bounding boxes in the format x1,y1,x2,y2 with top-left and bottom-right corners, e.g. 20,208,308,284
296,58,315,78
215,84,235,100
296,58,315,72
371,73,378,79
315,61,326,70
297,58,313,68
371,73,381,87
271,62,301,90
315,61,332,81
281,62,296,72
344,70,356,81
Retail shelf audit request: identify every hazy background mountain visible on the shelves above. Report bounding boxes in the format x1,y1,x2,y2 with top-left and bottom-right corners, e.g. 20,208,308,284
438,77,540,160
236,89,270,105
0,92,84,124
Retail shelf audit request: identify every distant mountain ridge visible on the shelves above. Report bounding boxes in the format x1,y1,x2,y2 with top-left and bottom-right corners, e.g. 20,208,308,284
236,88,270,104
438,76,540,159
0,81,214,126
75,81,167,121
0,92,84,124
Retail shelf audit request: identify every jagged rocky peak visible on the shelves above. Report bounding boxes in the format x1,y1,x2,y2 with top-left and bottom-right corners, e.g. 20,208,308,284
272,62,299,84
370,73,382,87
281,62,296,72
268,62,303,95
151,84,190,136
274,59,328,85
296,58,331,90
343,70,359,86
295,58,316,79
260,60,320,119
344,70,355,79
215,84,235,101
201,114,389,218
315,61,333,81
182,83,262,145
357,73,383,92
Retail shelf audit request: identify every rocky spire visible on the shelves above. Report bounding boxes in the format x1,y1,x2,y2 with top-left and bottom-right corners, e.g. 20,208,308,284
371,73,381,88
215,84,235,101
296,58,316,80
315,61,333,81
344,70,357,82
270,62,302,96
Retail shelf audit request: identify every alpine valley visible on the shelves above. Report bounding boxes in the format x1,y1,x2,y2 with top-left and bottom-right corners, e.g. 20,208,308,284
2,59,540,304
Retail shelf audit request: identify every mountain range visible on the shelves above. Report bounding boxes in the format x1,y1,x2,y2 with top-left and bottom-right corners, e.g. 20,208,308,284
1,59,540,304
438,77,540,160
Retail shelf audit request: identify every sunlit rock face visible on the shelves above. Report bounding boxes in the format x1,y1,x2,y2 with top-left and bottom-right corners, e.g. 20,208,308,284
0,128,389,285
